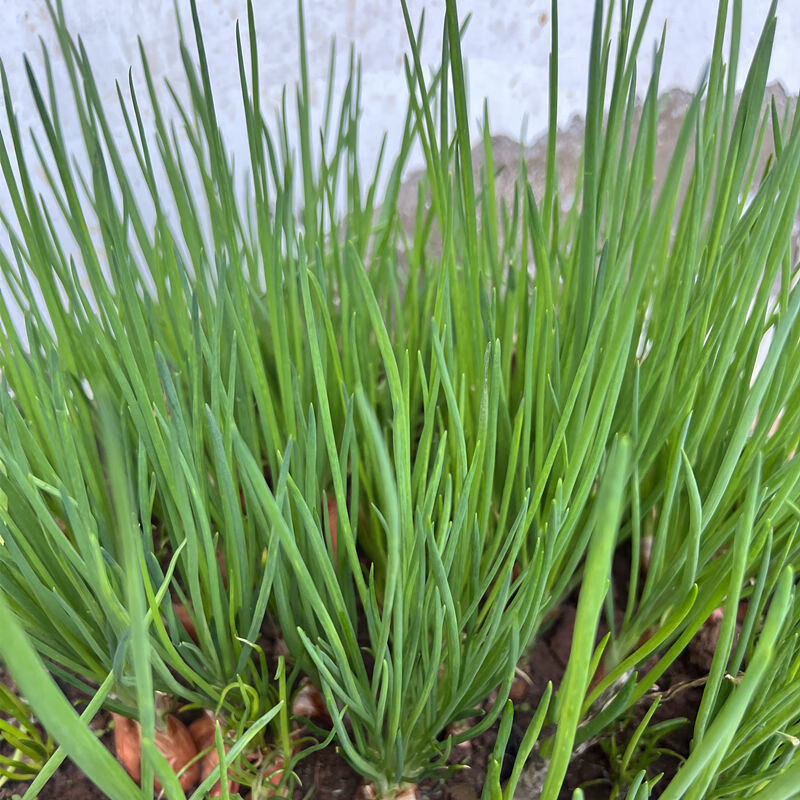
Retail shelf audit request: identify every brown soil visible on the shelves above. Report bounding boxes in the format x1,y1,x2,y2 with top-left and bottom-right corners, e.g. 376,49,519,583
0,669,112,800
0,753,109,800
0,575,715,800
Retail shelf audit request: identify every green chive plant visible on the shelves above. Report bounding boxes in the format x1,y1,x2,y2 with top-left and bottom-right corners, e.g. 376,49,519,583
0,682,54,786
0,0,799,797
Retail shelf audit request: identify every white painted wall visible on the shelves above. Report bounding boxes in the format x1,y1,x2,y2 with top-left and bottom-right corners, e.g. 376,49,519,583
1,1,796,358
3,1,798,184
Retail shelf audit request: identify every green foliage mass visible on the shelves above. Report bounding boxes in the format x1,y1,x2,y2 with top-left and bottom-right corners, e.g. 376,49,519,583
0,0,799,797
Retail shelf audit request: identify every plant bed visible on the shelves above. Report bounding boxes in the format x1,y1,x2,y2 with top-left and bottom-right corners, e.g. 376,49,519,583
0,577,741,800
1,0,800,799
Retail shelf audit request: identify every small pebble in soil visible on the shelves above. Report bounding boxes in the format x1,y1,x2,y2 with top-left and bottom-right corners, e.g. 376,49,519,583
444,783,479,800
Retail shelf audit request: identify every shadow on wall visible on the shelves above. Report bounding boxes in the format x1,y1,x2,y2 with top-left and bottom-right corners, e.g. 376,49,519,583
396,83,799,265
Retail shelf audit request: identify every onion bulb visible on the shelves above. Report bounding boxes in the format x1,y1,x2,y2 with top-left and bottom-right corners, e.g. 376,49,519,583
112,712,200,791
172,602,198,643
188,713,238,797
263,755,286,796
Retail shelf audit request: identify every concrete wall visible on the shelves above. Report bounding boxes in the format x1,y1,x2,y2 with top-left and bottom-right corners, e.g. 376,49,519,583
3,1,798,181
1,1,796,358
